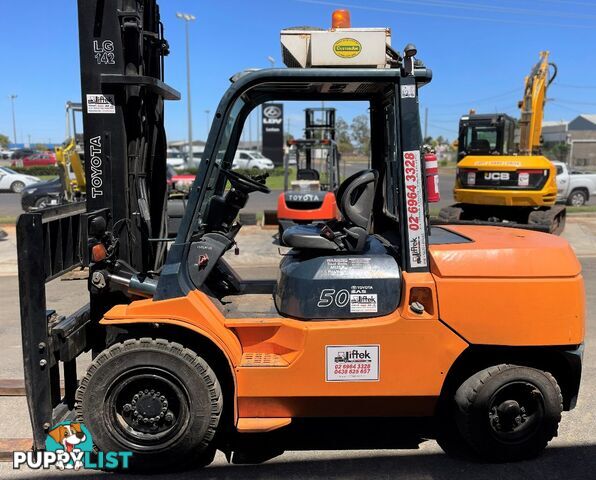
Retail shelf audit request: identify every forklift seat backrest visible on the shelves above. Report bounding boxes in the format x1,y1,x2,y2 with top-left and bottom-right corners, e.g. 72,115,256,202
336,170,378,230
282,169,378,252
297,169,320,181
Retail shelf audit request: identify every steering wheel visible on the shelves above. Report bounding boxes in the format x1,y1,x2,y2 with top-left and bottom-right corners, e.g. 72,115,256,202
222,169,271,194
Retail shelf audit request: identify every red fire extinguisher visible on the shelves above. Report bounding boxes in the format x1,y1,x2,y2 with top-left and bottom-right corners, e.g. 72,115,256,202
424,151,440,203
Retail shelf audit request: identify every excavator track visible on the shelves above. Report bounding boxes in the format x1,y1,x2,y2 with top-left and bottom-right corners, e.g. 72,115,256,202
436,204,567,235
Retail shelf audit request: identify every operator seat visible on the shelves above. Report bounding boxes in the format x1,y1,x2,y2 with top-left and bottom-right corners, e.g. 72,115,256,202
469,139,491,155
296,168,320,181
282,169,378,252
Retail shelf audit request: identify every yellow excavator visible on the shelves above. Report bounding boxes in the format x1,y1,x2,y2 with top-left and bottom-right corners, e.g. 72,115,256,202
439,51,565,234
54,101,86,202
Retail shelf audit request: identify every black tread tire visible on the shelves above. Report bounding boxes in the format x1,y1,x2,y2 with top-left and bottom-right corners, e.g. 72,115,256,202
11,181,25,193
454,364,562,462
566,189,587,207
435,402,475,460
34,196,50,209
438,206,463,223
75,338,222,472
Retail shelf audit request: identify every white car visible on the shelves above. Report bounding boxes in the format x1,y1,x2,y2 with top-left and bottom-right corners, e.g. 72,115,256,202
166,149,186,169
233,150,275,170
553,161,596,206
0,166,40,193
0,149,13,160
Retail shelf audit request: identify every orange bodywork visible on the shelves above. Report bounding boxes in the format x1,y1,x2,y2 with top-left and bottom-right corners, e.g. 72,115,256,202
277,191,338,221
101,225,585,428
430,225,585,346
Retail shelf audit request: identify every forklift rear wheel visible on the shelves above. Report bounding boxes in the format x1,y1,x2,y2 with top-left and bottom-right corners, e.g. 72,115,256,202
453,364,562,462
76,338,223,471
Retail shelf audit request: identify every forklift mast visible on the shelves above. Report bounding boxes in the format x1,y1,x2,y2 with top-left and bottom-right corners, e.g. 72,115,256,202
16,0,179,450
304,107,336,170
77,0,180,274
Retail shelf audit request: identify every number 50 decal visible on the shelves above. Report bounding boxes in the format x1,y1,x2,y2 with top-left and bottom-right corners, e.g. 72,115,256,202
318,289,350,308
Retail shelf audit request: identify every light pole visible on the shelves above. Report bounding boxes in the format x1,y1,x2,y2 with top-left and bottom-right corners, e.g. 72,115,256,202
267,56,275,68
176,12,196,165
205,109,210,139
9,95,17,145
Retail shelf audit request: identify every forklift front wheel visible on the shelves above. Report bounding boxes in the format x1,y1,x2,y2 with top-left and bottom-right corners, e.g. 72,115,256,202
75,338,223,472
453,364,563,462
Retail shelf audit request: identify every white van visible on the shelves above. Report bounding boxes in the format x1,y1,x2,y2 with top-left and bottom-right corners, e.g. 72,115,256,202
166,149,185,169
233,150,274,170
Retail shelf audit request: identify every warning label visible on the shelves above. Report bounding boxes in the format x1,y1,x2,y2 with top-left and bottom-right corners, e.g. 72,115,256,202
350,293,378,313
401,84,416,98
86,94,115,114
326,345,380,382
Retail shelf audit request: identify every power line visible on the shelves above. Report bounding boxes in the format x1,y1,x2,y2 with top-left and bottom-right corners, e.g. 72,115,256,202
534,0,596,7
429,123,458,134
381,0,596,20
552,98,596,106
431,88,519,108
295,0,596,28
554,82,596,89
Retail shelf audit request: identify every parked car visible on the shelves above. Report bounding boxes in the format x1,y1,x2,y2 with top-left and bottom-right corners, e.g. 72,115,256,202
0,148,13,160
0,166,41,193
233,149,275,170
14,152,57,168
20,177,63,210
166,148,186,169
10,148,37,160
553,161,596,206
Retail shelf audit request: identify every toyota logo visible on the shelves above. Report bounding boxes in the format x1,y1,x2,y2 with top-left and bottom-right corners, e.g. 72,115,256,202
263,105,282,119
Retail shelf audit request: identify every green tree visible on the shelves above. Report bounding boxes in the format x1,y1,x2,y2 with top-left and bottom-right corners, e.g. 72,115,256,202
350,114,370,155
0,134,9,148
335,117,354,154
33,143,50,151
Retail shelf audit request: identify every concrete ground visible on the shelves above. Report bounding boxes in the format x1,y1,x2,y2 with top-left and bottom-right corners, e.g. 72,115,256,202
0,218,594,478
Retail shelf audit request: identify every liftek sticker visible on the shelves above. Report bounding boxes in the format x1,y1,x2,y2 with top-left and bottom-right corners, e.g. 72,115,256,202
401,84,416,98
403,150,428,268
86,94,115,114
350,293,378,313
326,345,380,382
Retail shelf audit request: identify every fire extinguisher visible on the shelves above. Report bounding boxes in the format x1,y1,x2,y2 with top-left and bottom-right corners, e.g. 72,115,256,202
424,150,440,203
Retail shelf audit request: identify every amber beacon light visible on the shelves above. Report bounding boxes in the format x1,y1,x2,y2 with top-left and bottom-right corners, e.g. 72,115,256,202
332,9,351,29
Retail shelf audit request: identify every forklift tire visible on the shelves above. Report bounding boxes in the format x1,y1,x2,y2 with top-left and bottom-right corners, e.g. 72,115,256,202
76,338,223,472
453,364,562,462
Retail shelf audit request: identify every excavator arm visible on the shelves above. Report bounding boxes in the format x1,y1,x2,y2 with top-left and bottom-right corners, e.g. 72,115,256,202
518,51,557,155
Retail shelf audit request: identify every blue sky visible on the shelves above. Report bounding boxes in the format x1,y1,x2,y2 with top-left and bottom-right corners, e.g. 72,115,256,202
1,0,595,145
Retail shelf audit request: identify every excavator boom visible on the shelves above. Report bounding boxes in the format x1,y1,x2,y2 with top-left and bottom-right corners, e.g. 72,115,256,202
518,51,557,155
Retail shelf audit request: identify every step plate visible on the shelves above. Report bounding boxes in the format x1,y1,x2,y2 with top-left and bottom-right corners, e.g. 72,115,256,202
241,352,288,367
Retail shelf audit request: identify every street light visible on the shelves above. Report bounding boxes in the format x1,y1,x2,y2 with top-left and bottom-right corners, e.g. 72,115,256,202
8,95,17,145
204,110,211,139
176,12,196,165
267,56,275,68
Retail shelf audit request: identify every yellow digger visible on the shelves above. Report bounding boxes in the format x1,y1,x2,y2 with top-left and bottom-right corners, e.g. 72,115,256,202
54,101,86,202
439,51,565,234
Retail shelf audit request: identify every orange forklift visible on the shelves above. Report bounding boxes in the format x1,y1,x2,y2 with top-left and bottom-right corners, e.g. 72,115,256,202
277,108,340,240
17,4,584,472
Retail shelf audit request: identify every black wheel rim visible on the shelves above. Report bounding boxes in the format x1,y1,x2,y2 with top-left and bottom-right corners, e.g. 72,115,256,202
104,366,192,451
487,381,545,444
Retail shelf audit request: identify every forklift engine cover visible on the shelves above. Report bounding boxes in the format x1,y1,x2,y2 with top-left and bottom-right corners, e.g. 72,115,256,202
275,236,401,319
